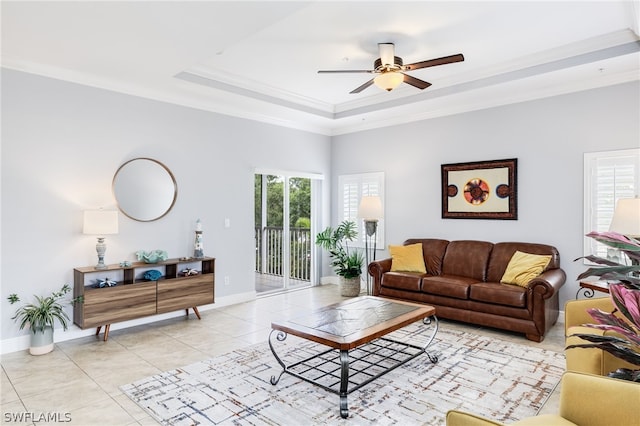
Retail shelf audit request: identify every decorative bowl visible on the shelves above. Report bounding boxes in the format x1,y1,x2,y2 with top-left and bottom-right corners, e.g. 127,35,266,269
136,250,168,264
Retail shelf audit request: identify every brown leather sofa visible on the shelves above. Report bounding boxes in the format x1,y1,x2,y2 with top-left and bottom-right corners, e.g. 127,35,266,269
368,239,566,342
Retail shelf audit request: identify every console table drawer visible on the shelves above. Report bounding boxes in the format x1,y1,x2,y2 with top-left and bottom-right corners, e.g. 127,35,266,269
157,275,214,314
81,282,157,328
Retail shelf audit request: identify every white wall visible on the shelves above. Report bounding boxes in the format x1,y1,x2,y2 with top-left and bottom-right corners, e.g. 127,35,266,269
3,68,638,349
1,69,331,345
331,81,640,308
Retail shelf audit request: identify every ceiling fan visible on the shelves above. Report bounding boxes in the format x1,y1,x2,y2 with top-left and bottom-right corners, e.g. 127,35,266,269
318,43,464,94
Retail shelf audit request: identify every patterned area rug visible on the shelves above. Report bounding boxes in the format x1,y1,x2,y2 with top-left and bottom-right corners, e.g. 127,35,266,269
121,324,564,425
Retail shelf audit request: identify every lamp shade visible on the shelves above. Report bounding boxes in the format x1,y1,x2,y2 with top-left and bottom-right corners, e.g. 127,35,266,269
83,210,119,235
358,196,383,220
374,72,403,91
609,197,640,237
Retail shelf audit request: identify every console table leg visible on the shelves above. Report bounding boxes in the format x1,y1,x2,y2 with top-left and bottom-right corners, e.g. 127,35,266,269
103,324,110,341
192,306,201,319
95,326,101,336
339,349,350,419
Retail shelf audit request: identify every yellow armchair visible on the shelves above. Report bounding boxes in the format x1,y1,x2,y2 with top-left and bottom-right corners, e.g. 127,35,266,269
564,297,636,375
446,372,640,426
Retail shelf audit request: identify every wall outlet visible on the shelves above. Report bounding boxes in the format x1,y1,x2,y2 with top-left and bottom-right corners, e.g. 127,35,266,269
224,276,230,286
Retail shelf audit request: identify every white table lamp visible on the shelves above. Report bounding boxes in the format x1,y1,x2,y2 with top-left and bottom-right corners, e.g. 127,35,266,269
83,210,119,269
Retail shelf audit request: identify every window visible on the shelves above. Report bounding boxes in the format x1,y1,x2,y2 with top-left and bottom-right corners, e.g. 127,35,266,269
338,172,385,247
584,148,639,259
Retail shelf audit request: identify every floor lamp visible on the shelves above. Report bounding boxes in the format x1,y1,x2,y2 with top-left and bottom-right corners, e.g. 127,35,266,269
358,196,383,295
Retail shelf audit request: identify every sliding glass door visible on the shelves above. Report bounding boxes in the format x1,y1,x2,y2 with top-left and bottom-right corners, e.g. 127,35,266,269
254,172,320,294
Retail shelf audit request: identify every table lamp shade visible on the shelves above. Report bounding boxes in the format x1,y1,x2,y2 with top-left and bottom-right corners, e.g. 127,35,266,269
83,210,119,235
609,197,640,237
358,196,383,220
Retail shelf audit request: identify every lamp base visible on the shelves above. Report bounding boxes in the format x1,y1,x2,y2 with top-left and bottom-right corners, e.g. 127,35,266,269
95,237,108,270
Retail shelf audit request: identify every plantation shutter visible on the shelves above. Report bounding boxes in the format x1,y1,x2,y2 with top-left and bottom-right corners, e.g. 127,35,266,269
584,149,639,259
338,172,385,247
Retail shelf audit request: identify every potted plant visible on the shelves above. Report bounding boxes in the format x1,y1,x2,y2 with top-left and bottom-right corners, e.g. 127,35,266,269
7,284,73,355
568,231,640,381
316,220,364,297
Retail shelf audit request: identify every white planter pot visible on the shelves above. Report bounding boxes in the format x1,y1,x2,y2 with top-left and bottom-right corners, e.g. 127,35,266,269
339,276,362,297
29,326,54,356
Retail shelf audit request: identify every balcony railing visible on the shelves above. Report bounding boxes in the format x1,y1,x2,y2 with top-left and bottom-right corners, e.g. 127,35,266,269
255,226,311,281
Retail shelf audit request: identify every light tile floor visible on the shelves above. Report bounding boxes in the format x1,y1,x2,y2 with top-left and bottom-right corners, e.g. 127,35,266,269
1,285,564,425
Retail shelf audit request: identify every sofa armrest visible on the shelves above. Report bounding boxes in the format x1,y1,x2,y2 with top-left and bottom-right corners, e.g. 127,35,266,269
368,258,392,296
528,268,566,298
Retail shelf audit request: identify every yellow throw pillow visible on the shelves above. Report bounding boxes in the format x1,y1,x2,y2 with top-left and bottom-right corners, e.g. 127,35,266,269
501,251,552,287
389,243,426,273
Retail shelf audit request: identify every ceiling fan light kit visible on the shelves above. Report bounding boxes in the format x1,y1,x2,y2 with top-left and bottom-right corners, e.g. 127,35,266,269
318,42,464,94
374,72,404,91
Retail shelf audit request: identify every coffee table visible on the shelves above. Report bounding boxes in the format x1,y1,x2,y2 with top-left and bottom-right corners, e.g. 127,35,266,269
269,296,438,418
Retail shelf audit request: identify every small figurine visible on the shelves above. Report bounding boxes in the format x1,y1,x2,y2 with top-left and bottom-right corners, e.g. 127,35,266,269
182,268,199,276
94,278,117,288
120,260,132,267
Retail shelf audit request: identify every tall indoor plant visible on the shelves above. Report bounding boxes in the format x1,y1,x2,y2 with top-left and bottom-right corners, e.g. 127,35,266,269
8,284,73,355
568,231,640,381
316,220,364,297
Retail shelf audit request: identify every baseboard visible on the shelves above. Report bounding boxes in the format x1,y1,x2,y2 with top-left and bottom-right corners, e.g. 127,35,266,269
0,291,257,355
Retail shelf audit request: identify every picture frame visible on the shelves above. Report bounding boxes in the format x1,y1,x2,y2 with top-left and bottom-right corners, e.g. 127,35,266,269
441,158,517,220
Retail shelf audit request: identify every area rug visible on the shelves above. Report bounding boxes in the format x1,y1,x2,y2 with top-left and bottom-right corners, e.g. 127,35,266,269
121,324,564,425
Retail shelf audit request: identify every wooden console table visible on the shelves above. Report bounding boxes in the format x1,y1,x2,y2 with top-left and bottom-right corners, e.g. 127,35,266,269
73,257,214,341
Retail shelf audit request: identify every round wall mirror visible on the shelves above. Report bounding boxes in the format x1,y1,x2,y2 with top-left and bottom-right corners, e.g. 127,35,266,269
112,158,177,222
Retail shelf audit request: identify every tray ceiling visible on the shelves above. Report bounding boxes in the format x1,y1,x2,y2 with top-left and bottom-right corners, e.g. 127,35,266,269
2,1,639,135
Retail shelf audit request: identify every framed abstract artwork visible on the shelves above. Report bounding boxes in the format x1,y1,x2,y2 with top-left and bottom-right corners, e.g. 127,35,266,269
441,158,517,220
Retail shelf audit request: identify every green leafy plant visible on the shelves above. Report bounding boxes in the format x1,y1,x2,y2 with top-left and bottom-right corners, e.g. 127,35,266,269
8,284,73,333
315,220,364,279
568,231,640,381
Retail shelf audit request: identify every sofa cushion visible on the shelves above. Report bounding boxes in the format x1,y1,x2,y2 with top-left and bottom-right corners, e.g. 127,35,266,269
501,251,551,287
441,240,493,281
469,282,527,308
381,271,424,292
389,243,426,273
421,275,477,299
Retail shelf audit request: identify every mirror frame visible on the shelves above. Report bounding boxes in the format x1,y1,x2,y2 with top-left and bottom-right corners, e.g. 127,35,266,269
112,157,178,222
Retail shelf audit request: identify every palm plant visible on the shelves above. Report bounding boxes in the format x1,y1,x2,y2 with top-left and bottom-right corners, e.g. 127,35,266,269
8,284,72,333
315,220,364,279
568,231,640,381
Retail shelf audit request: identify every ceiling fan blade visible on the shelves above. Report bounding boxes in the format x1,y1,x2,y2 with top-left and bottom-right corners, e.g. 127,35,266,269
318,70,374,74
378,43,395,66
350,79,375,94
405,53,465,71
403,74,432,90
